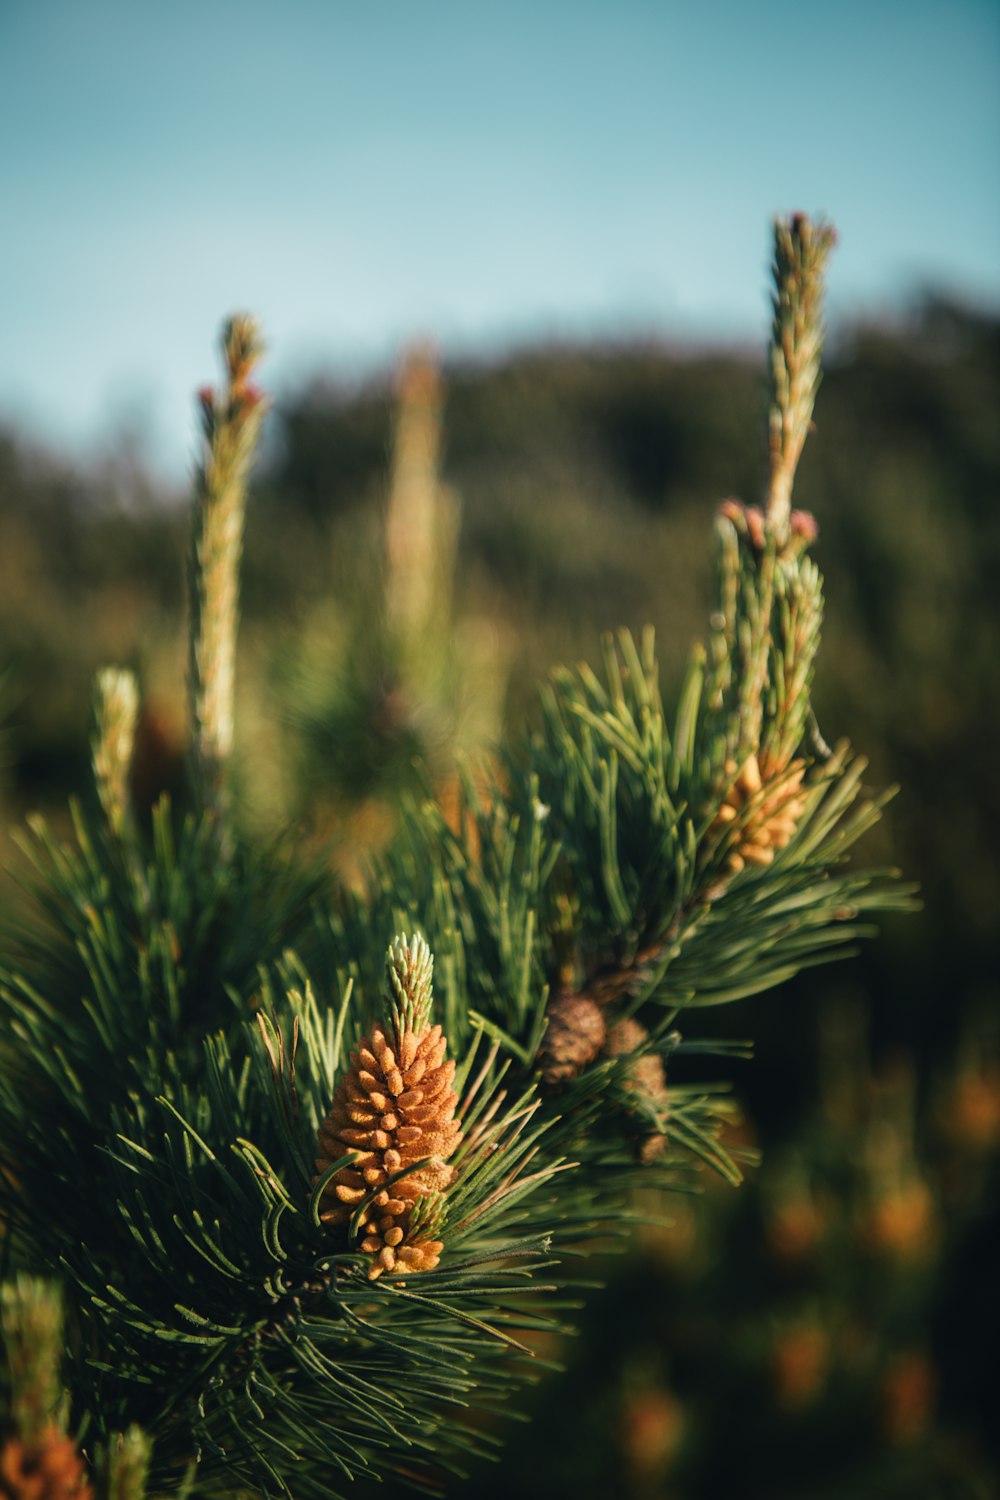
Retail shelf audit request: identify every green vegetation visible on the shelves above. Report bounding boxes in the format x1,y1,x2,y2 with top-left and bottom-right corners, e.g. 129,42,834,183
0,253,996,1496
3,295,996,1043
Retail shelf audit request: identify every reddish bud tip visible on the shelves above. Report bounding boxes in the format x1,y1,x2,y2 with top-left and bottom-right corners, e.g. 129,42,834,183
238,383,266,412
745,506,766,550
197,386,216,440
790,509,819,543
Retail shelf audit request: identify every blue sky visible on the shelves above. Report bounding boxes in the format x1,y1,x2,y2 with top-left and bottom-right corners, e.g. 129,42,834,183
2,0,998,479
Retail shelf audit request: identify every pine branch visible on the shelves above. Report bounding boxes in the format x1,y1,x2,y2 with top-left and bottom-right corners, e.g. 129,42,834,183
385,343,453,666
91,669,139,840
93,1427,152,1500
1,1278,66,1447
765,212,837,538
187,315,267,850
0,1277,97,1500
0,215,917,1498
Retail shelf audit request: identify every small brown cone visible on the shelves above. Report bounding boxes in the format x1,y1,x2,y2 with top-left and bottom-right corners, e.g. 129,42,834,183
607,1018,669,1160
0,1428,92,1500
538,992,607,1085
709,753,807,884
315,935,461,1279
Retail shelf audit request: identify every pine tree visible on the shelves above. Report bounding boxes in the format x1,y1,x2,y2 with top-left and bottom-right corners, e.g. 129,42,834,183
276,341,504,850
0,217,915,1498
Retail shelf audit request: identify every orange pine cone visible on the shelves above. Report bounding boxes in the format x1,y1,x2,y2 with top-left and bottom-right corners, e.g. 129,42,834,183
0,1428,92,1500
316,992,462,1279
710,753,807,878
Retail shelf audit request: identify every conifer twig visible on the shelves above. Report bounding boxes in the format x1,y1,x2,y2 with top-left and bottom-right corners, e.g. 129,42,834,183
187,314,267,847
1,1277,64,1446
0,1277,95,1499
765,213,837,538
0,220,915,1499
384,343,445,653
91,668,139,837
95,1425,151,1500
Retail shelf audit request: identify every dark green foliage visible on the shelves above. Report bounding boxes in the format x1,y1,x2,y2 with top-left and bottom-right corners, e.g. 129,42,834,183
0,242,951,1496
0,803,331,1473
457,1023,1000,1500
0,533,912,1495
0,806,572,1493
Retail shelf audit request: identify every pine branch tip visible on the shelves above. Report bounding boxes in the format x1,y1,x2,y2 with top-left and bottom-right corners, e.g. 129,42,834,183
385,931,435,1036
187,311,269,839
765,212,838,534
91,667,139,836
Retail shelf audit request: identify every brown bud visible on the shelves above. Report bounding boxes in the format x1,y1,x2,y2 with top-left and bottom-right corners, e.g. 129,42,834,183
538,992,607,1085
717,498,766,550
789,508,819,544
607,1017,669,1159
234,382,266,416
744,506,766,550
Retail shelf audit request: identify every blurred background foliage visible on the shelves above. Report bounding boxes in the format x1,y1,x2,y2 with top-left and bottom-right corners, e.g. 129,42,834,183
1,293,998,1496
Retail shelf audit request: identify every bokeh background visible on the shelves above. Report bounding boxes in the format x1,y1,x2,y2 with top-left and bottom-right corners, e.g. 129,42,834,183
2,3,999,1496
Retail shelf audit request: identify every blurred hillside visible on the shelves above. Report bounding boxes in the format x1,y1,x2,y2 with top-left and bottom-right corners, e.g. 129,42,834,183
265,295,1000,1122
6,294,996,1057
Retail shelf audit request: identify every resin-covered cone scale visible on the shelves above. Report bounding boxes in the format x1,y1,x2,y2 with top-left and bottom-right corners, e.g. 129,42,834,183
315,935,462,1278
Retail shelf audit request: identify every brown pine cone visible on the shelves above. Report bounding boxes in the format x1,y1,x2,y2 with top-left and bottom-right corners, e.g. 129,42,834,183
538,992,607,1085
607,1017,669,1160
315,942,462,1280
0,1428,92,1500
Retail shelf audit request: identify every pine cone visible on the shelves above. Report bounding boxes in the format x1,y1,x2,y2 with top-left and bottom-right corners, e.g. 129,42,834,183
607,1017,669,1160
710,753,807,879
538,992,607,1085
315,936,461,1280
0,1428,92,1500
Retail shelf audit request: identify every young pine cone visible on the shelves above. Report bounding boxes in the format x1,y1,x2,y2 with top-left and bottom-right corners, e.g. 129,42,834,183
538,991,607,1085
315,935,461,1280
0,1429,92,1500
710,753,807,878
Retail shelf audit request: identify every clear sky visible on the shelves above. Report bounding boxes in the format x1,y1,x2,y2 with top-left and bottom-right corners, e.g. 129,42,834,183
2,0,998,479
